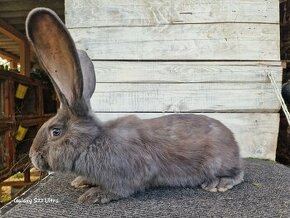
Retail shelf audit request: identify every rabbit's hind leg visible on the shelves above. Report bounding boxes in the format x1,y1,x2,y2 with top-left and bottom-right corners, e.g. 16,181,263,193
217,171,244,192
201,171,244,192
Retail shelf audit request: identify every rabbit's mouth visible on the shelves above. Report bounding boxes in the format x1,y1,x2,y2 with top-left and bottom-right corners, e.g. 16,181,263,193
30,152,51,172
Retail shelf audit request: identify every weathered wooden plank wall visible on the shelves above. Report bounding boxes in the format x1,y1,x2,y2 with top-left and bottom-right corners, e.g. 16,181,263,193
94,61,282,83
69,24,279,60
65,0,279,26
65,0,282,160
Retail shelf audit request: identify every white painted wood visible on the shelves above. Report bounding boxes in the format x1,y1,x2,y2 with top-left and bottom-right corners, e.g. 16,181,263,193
65,0,279,28
94,61,282,83
91,83,281,112
70,23,280,60
94,112,279,160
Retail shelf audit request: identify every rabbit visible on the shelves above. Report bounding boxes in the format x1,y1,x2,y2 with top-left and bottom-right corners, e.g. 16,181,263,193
26,8,244,204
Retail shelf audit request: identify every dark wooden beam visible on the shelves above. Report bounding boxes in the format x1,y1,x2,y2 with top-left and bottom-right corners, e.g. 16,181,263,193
0,49,19,61
0,36,15,42
0,41,17,46
0,181,32,187
0,9,64,19
1,44,19,49
0,18,25,42
0,0,64,12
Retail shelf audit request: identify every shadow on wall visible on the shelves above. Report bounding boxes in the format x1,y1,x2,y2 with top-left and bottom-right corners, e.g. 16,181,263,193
277,112,290,166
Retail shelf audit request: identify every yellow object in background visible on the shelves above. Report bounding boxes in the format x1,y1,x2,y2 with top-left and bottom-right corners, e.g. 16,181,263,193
15,125,28,141
15,84,28,99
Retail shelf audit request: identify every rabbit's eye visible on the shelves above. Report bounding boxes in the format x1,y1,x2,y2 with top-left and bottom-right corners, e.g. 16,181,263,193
51,128,62,137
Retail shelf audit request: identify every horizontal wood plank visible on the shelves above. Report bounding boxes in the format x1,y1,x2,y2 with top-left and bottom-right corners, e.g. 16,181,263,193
91,83,281,112
94,112,279,160
0,0,64,12
70,23,280,60
65,0,279,28
94,61,282,83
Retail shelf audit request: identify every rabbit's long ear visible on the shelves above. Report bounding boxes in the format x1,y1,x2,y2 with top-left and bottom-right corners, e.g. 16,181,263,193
77,50,96,108
26,8,86,112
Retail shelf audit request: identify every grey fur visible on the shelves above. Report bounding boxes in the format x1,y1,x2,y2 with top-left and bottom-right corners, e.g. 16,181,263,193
27,8,244,204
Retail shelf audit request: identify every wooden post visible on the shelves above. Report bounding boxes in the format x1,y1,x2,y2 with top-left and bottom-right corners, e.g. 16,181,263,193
4,80,10,117
24,170,31,183
4,130,14,169
20,40,30,76
11,61,18,70
37,86,44,117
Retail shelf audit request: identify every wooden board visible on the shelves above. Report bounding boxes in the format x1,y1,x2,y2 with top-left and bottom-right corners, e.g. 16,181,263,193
0,0,64,12
94,61,282,83
69,23,280,60
91,83,281,112
94,112,279,160
65,0,279,28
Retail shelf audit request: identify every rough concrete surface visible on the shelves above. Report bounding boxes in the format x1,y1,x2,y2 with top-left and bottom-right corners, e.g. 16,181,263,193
1,159,290,218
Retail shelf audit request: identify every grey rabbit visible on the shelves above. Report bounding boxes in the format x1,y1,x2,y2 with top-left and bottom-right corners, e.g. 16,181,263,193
27,8,244,204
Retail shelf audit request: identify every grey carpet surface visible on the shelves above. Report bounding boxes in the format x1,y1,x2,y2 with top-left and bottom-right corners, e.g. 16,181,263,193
1,159,290,218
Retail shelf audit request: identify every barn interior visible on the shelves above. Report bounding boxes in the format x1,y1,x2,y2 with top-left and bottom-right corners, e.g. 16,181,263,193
0,0,64,205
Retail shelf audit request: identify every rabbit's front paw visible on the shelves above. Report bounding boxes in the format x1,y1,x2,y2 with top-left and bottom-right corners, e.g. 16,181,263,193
78,187,122,204
201,178,220,192
71,176,92,188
